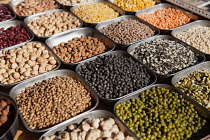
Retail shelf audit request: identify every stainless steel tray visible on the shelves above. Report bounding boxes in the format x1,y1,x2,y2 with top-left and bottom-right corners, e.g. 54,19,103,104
70,0,125,27
127,35,205,78
0,20,34,51
39,110,138,140
9,69,99,133
0,3,16,22
24,9,83,40
8,0,60,19
75,50,157,102
114,84,210,138
135,3,198,32
171,20,210,59
95,15,160,49
0,41,61,88
45,27,115,67
171,61,210,114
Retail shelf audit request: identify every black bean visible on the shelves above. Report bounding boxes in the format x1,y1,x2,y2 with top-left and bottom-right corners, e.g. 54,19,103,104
77,54,150,99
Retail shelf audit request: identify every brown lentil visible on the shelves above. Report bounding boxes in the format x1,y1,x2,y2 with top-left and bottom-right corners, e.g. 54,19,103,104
14,0,58,17
53,36,107,63
16,76,92,129
175,70,210,110
72,3,119,23
27,11,81,37
99,19,154,44
0,42,58,84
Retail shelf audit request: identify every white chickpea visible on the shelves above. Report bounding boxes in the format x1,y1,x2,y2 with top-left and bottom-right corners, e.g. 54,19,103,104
13,72,20,79
23,71,31,77
49,59,57,65
19,68,27,74
11,63,18,69
37,57,44,63
8,79,14,84
39,67,45,73
28,60,36,66
2,73,9,79
32,65,39,71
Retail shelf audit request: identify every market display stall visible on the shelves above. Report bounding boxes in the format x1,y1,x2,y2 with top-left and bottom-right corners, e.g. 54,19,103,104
0,0,210,140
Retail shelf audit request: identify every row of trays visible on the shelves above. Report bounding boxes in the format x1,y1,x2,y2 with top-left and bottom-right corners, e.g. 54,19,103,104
3,59,210,139
0,1,208,47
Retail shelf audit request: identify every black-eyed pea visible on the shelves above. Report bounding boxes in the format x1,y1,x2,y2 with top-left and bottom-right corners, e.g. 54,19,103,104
13,72,20,79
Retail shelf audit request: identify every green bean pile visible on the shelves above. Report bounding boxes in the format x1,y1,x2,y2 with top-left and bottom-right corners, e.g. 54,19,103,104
175,70,210,110
115,87,206,140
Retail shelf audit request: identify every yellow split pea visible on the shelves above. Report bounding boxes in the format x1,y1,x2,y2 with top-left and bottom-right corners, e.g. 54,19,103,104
113,0,157,11
73,3,119,23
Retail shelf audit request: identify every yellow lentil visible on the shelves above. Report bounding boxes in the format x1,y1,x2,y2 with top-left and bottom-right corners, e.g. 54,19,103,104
73,3,119,23
113,0,156,11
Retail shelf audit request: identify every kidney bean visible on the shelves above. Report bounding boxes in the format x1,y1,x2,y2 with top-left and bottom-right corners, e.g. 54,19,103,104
0,6,14,22
0,25,31,49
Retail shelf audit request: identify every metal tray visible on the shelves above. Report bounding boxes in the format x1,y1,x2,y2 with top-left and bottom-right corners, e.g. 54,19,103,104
0,20,34,51
75,50,157,102
171,61,210,113
108,0,159,14
24,9,83,40
95,15,160,49
8,0,60,19
127,35,205,78
39,110,138,140
70,0,125,27
9,69,99,133
0,3,16,22
45,27,115,67
0,41,61,88
135,3,198,33
171,20,210,60
114,84,210,139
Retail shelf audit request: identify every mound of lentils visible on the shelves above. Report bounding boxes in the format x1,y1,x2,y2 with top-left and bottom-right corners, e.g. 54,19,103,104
115,86,206,140
77,54,150,99
99,19,155,44
53,36,107,63
130,39,198,75
175,70,210,110
16,76,92,129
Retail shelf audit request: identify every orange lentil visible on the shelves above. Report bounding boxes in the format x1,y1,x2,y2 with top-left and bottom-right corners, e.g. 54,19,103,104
138,8,193,29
